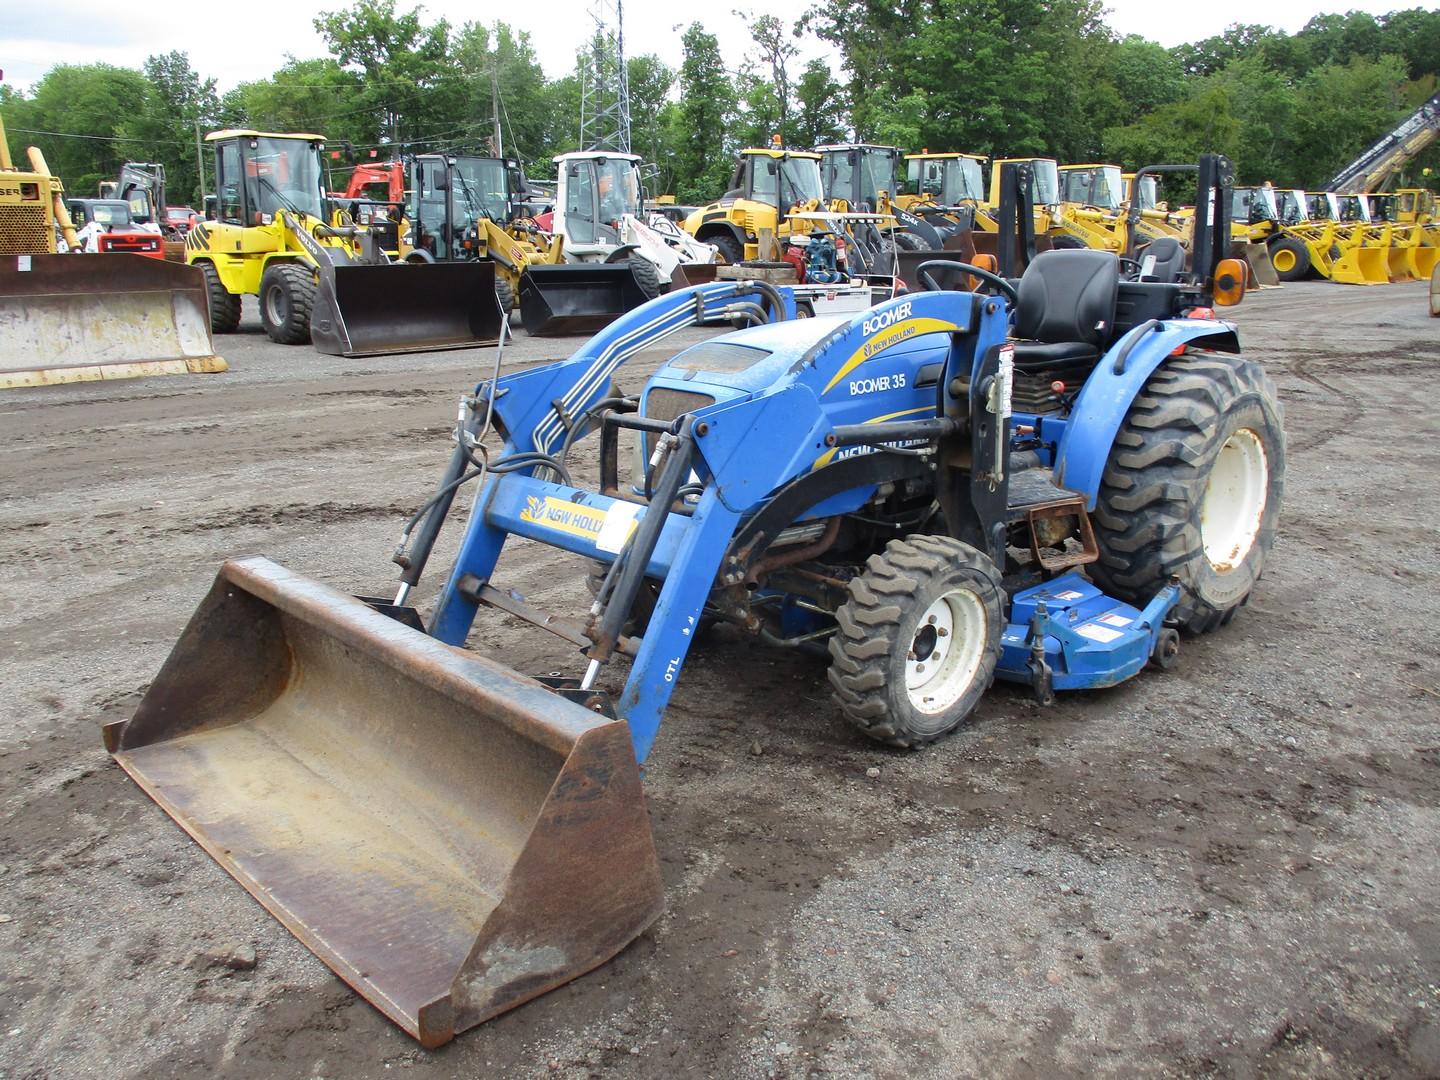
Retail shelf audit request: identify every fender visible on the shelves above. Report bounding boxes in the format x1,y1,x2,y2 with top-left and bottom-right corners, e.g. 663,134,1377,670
893,206,943,249
603,243,640,263
1053,318,1240,508
695,220,748,248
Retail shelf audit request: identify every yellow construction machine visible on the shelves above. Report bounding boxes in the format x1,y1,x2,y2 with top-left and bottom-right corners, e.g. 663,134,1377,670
682,144,830,262
188,130,501,356
0,113,223,388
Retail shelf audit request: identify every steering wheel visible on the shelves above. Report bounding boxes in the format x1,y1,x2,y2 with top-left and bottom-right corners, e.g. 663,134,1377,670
916,259,1020,304
1119,257,1143,280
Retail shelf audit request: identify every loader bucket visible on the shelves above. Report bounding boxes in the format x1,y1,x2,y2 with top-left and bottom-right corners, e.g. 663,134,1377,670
1386,246,1416,283
0,253,225,389
1242,242,1279,287
102,556,663,1047
310,261,503,357
1330,245,1388,285
670,261,718,290
1405,244,1438,281
519,263,649,336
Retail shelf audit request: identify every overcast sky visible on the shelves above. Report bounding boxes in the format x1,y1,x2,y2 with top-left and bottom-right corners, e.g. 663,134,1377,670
1,0,1425,96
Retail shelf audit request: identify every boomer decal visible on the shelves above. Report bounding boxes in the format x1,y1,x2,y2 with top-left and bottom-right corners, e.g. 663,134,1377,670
821,308,959,396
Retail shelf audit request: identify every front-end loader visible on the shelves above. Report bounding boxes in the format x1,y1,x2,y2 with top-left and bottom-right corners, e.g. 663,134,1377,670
187,130,501,356
520,151,717,335
815,143,945,251
0,112,224,388
105,154,1280,1046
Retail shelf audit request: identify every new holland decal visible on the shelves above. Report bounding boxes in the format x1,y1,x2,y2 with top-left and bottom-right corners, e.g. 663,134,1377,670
821,301,958,396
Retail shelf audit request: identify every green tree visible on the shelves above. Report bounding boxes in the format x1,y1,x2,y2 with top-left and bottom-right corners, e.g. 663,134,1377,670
1291,54,1409,186
670,23,736,202
628,55,676,177
451,22,553,164
9,64,151,197
314,0,458,153
792,60,848,147
117,52,221,204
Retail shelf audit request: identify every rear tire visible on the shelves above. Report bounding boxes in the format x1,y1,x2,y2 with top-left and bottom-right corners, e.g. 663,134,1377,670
709,234,743,266
494,274,515,314
1269,236,1311,281
1090,352,1285,634
1051,235,1087,250
829,535,1004,748
628,255,663,300
894,231,926,252
199,261,241,334
259,263,316,345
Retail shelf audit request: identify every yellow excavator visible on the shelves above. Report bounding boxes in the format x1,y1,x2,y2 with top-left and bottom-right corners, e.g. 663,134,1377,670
0,112,223,388
187,130,500,356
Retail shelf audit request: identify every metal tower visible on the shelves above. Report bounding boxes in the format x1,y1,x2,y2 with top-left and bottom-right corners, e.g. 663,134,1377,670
578,0,631,153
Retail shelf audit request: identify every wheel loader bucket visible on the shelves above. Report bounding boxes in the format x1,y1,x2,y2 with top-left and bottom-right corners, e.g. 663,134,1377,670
1330,245,1388,285
0,254,225,389
1237,242,1279,287
310,262,503,357
670,262,718,290
1386,245,1417,283
519,264,649,336
102,556,663,1047
1415,244,1440,284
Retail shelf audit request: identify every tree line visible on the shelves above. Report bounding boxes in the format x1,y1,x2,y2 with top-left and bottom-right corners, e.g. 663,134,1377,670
3,0,1437,208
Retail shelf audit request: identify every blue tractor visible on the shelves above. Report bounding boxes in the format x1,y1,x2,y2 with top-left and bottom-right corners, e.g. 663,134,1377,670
104,155,1282,1046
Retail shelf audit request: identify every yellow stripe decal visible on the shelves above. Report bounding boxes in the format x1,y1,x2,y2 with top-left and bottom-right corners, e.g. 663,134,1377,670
812,406,934,469
821,316,959,396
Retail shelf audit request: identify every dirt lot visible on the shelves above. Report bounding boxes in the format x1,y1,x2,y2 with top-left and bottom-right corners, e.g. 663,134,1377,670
2,281,1438,1079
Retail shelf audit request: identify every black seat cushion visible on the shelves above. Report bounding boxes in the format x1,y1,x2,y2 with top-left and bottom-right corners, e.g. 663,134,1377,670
1012,249,1120,347
1138,237,1186,283
1011,340,1100,371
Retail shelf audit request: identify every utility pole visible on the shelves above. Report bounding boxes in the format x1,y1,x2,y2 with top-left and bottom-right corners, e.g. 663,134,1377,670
193,119,206,203
491,66,503,158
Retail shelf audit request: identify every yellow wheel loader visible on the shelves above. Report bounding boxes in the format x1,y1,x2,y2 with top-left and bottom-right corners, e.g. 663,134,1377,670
397,152,564,314
0,113,223,388
682,145,828,263
187,131,501,356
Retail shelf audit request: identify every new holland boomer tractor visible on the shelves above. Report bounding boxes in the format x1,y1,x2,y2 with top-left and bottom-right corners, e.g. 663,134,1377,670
104,155,1281,1046
186,130,501,356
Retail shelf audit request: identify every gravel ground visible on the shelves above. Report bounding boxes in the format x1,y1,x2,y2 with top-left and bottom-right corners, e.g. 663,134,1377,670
1,281,1438,1079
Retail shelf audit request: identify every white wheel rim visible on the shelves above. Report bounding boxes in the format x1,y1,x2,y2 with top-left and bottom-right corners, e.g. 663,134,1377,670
904,588,988,714
1200,428,1268,571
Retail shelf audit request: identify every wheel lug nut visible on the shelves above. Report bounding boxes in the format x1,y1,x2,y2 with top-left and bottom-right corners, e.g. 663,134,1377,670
915,663,925,673
937,628,948,637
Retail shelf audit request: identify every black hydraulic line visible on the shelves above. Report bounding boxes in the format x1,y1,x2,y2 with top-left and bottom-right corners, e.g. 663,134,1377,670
393,400,484,586
826,416,959,447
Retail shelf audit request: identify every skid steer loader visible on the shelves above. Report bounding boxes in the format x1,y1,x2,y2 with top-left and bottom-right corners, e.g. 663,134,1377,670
105,154,1281,1046
0,114,224,388
188,130,501,356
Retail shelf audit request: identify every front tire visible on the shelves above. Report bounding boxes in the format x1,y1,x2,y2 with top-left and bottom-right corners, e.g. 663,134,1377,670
494,273,515,314
259,263,316,345
628,255,663,300
709,234,743,266
1090,352,1285,634
829,536,1004,748
198,262,241,333
1268,236,1311,281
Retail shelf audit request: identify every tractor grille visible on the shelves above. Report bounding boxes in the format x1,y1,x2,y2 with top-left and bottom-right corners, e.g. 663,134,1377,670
644,388,715,423
0,205,52,255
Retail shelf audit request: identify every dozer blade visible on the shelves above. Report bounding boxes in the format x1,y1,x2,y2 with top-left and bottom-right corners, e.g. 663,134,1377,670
0,253,225,389
102,556,663,1047
310,262,503,357
519,263,649,336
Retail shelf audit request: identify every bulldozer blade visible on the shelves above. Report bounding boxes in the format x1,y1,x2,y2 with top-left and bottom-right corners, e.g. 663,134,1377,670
519,263,649,336
311,262,503,357
670,262,718,290
102,556,664,1047
0,253,225,389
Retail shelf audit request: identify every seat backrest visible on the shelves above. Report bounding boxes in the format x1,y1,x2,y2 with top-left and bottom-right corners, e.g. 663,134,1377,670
1013,249,1119,346
1139,237,1186,283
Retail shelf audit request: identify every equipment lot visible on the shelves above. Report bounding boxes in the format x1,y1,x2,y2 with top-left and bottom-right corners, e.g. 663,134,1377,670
2,281,1438,1077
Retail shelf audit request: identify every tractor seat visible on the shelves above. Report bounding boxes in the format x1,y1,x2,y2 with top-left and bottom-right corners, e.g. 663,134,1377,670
1137,237,1186,283
1010,249,1119,372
